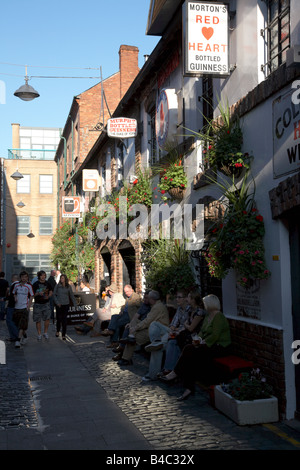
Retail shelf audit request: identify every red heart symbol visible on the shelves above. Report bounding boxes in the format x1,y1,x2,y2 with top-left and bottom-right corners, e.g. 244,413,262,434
202,27,214,40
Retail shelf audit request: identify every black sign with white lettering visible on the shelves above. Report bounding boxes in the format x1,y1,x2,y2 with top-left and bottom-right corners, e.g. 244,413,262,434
67,292,96,325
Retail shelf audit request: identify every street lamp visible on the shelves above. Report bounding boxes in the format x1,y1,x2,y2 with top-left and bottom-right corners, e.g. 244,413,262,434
16,200,25,208
27,230,35,238
10,170,23,180
14,66,40,101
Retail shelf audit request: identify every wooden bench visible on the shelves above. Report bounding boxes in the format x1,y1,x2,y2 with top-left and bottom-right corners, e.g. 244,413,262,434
213,355,254,380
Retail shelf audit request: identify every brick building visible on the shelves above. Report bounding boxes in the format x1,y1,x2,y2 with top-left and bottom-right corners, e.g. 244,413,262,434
55,45,139,222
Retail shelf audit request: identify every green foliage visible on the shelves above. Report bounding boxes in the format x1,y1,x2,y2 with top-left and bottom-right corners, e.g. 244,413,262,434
189,98,252,173
142,238,196,297
204,172,270,288
222,369,273,401
50,219,95,283
127,169,153,209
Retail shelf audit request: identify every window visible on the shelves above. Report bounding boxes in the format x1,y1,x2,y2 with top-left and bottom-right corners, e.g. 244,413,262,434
262,0,290,74
39,216,53,235
16,216,30,235
16,174,30,193
39,174,53,194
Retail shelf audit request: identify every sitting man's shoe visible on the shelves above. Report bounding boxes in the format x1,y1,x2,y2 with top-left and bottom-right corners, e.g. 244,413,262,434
106,342,119,348
83,321,94,327
145,340,164,352
119,335,136,345
117,358,133,366
112,352,123,361
112,345,124,353
100,329,113,336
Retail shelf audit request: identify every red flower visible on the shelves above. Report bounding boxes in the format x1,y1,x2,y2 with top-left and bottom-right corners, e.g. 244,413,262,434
256,215,263,222
133,179,138,185
161,190,166,194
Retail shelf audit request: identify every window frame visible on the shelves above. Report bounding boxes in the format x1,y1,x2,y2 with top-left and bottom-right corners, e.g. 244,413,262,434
39,174,53,194
16,174,31,194
39,216,53,236
16,215,30,236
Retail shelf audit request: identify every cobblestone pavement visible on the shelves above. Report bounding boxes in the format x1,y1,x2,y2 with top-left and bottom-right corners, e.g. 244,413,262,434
66,330,300,450
1,318,300,450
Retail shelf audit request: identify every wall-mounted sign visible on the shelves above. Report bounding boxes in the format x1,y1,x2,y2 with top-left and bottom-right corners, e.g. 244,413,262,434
184,1,229,76
107,118,137,138
82,169,99,192
62,196,81,218
155,89,178,149
273,88,300,178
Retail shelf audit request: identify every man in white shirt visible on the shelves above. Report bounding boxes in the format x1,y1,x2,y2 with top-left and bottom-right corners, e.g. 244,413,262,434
12,271,34,348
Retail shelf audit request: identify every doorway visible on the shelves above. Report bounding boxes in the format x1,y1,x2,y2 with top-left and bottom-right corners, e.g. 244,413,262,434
289,207,300,418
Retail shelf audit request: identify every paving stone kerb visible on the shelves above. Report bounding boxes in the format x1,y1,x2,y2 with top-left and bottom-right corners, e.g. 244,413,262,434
1,317,300,450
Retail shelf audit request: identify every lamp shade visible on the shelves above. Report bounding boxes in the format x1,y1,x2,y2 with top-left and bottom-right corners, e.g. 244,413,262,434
10,170,24,180
14,83,40,101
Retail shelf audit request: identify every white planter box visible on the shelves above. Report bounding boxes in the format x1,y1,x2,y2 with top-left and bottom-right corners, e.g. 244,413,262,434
214,385,279,426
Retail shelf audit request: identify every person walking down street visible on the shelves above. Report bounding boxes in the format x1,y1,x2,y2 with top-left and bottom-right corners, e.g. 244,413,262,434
118,290,169,366
12,271,34,348
0,271,9,321
5,274,19,343
32,270,53,341
53,274,76,340
47,269,57,324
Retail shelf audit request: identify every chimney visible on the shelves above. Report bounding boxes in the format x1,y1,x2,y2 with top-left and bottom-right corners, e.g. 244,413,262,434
119,45,139,100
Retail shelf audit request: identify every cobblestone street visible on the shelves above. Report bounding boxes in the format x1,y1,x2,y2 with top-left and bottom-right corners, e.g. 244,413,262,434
1,317,300,451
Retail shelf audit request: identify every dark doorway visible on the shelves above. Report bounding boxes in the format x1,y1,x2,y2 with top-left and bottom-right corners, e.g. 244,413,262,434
118,240,136,290
289,207,300,418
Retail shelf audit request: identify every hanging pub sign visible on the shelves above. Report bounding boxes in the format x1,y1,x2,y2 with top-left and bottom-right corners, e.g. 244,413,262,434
155,89,178,149
82,169,99,192
107,118,137,138
184,1,229,76
62,196,81,218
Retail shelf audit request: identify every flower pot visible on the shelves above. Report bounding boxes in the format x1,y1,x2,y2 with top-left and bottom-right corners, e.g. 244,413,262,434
168,187,186,201
214,385,279,426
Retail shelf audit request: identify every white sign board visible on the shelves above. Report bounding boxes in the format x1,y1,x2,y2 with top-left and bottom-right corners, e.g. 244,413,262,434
184,1,229,76
82,169,99,192
107,118,137,138
273,88,300,178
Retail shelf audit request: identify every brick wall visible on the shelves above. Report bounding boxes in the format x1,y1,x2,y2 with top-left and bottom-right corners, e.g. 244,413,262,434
228,318,286,417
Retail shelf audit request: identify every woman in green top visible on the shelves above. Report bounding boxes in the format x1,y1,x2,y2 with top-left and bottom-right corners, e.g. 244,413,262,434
163,294,231,400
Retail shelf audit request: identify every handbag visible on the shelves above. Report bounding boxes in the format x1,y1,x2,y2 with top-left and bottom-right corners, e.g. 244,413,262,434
176,329,193,350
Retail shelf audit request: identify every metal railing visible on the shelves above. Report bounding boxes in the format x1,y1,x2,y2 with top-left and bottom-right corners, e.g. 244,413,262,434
7,148,56,160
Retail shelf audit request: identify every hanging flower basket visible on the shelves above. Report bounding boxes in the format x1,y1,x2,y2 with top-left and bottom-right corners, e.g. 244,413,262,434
168,186,186,201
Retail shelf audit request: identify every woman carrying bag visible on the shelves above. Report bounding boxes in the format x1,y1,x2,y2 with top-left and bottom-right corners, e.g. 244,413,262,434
53,274,76,340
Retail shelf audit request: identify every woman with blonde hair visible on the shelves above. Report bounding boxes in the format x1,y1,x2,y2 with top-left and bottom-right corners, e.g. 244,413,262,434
162,293,231,401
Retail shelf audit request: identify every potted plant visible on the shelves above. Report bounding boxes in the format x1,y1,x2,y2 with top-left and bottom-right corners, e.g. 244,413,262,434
204,171,271,288
152,143,188,202
157,159,187,202
214,369,279,425
191,98,252,176
142,238,196,298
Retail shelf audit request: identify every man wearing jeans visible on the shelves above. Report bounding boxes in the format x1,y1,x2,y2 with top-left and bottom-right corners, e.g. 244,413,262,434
141,290,189,381
32,270,53,341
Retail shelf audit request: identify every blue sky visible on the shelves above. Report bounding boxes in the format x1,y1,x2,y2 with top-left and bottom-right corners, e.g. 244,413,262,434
0,0,160,158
